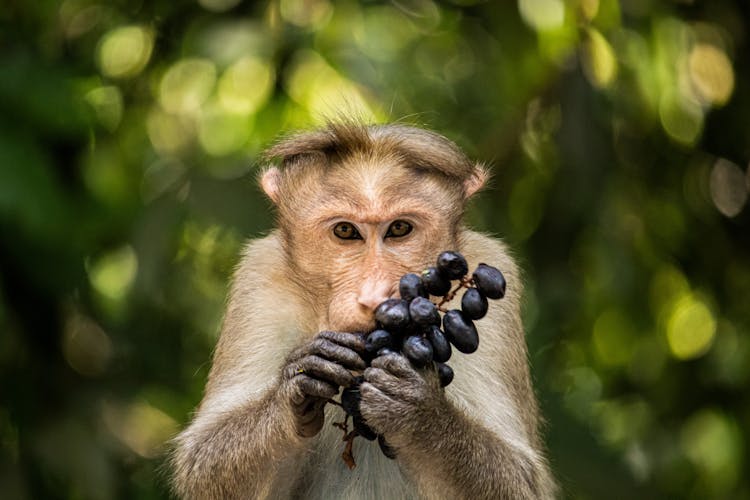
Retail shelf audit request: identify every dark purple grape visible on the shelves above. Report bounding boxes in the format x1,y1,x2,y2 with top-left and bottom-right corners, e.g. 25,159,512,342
472,263,506,300
402,335,433,368
436,251,469,280
436,363,454,387
461,288,488,320
374,299,411,330
421,267,451,296
399,273,427,301
443,309,479,353
378,434,397,459
353,415,377,440
365,329,394,357
376,347,397,357
425,325,452,363
409,296,440,327
341,385,361,416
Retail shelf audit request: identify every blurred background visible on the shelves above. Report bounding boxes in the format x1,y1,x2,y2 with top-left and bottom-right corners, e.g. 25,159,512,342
1,0,749,498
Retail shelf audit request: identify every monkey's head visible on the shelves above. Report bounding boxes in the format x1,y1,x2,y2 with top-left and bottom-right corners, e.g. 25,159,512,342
261,121,488,334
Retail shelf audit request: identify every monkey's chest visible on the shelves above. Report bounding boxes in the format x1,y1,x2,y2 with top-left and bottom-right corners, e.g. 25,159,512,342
290,409,417,500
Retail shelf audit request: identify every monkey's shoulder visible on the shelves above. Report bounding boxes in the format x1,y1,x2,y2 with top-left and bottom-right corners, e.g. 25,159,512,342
230,231,291,290
458,229,520,281
223,231,306,327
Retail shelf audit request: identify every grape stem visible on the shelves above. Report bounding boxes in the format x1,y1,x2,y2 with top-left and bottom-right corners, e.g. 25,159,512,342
341,430,358,470
332,414,359,469
436,276,473,312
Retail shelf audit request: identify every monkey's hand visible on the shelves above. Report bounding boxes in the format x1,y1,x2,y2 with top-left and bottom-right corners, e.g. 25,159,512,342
359,353,446,442
281,331,366,438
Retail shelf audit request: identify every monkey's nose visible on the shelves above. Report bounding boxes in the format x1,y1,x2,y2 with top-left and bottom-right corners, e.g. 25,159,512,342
357,280,394,311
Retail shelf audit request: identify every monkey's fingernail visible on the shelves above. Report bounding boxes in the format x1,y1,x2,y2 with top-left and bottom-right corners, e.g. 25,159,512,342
295,367,305,375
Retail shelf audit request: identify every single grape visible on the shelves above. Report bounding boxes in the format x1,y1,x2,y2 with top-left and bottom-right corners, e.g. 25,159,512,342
402,335,434,368
353,414,377,441
409,296,440,327
374,298,411,331
378,434,397,459
472,263,506,300
461,288,488,320
442,309,479,353
399,273,427,301
425,325,452,363
341,384,362,416
421,267,451,296
436,251,469,280
436,363,454,387
365,329,394,357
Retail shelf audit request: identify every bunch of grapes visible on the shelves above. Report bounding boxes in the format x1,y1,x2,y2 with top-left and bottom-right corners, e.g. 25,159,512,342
334,251,506,467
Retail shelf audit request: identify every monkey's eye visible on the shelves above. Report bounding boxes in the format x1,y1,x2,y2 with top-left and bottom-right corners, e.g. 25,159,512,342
385,220,413,238
333,222,362,240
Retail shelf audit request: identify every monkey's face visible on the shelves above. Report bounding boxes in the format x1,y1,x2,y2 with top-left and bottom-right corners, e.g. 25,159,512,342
278,158,463,334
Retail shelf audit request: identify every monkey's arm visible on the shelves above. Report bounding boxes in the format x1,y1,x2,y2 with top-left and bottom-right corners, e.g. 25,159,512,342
361,230,555,499
172,332,365,499
171,382,307,499
363,355,553,500
170,235,365,499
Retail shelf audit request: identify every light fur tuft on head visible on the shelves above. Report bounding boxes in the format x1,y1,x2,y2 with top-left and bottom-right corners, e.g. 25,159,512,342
264,118,482,185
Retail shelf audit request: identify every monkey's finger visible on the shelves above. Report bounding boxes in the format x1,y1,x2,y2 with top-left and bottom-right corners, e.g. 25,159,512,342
363,367,402,396
360,381,398,406
293,375,338,402
370,353,417,379
298,355,356,387
317,331,366,353
309,338,366,370
359,382,401,428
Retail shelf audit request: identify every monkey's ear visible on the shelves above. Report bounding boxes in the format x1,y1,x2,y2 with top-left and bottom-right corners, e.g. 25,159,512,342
260,166,282,204
463,164,490,199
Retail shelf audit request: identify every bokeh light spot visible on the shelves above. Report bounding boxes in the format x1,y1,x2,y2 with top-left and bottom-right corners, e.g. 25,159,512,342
666,294,716,360
159,58,217,115
197,103,251,156
518,0,565,32
563,367,602,419
649,265,690,314
709,158,747,218
579,0,599,21
60,2,105,39
280,0,333,28
88,246,138,302
285,50,377,120
217,57,274,115
658,90,703,146
581,28,618,89
101,401,178,458
354,6,418,61
97,25,153,79
147,109,191,154
595,398,651,447
84,86,123,131
63,313,112,377
689,44,735,107
681,409,743,493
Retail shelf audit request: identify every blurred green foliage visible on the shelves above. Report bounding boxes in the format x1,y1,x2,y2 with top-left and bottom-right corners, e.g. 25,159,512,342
1,0,749,498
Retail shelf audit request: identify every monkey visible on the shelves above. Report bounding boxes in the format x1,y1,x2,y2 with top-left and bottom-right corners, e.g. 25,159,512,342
170,120,556,499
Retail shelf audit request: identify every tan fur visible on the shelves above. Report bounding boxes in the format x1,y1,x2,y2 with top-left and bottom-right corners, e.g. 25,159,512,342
170,121,556,499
